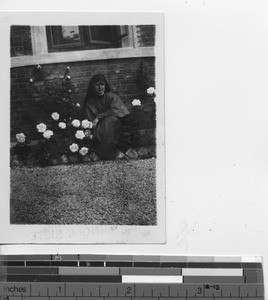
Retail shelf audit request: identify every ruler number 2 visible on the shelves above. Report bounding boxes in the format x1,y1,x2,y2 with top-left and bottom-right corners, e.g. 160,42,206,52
126,287,132,294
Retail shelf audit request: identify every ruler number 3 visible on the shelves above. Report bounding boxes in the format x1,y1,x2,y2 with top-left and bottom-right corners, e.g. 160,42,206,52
197,287,203,294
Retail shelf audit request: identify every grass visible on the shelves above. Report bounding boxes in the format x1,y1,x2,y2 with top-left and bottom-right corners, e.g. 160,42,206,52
10,158,156,225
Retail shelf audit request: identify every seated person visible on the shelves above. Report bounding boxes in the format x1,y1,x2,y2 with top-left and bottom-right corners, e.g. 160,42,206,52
82,74,135,160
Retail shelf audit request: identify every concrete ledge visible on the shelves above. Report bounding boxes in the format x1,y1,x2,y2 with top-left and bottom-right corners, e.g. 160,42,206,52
11,47,155,68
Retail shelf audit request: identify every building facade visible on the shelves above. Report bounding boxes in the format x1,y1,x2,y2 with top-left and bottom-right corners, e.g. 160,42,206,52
10,25,156,145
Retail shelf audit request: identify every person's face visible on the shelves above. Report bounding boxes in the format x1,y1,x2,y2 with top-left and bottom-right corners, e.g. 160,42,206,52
93,82,105,96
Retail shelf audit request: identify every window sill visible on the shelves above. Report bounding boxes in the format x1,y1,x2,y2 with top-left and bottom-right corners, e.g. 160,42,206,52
11,46,155,68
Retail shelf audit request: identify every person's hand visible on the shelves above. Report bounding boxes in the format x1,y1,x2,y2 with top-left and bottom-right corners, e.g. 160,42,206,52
93,118,98,127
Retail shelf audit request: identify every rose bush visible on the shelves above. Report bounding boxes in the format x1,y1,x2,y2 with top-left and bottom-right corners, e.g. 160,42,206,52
11,66,98,166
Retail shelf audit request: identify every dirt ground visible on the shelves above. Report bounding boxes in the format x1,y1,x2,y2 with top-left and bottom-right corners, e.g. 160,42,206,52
10,158,157,225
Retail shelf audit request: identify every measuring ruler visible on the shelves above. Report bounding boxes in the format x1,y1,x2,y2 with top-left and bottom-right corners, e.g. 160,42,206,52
0,255,264,299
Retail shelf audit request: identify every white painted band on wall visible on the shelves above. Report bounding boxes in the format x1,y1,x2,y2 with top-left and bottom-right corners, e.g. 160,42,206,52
11,47,155,68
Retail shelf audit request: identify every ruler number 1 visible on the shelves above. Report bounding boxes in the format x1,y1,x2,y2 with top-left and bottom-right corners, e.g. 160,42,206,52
197,287,203,294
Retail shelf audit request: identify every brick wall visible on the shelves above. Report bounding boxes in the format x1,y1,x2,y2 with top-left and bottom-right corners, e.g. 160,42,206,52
10,26,33,57
136,25,155,47
10,57,156,141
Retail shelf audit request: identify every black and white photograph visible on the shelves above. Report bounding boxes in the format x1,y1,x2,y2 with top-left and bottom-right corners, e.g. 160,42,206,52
1,1,268,295
1,12,165,243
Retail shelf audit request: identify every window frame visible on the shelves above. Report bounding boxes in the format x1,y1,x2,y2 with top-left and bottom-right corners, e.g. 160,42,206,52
46,26,85,51
46,25,125,52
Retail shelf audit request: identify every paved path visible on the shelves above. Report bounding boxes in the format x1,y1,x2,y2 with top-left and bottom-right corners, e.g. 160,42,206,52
10,159,156,225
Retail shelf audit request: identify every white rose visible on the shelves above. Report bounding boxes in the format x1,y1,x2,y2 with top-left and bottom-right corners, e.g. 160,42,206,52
132,99,141,106
16,133,26,143
71,119,81,128
36,123,47,133
79,147,89,156
75,130,85,140
70,143,79,153
147,87,156,95
51,112,60,121
76,103,80,107
58,122,66,129
43,130,54,139
82,119,93,129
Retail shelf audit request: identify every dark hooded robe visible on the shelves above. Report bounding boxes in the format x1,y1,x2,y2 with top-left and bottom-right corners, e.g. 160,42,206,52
83,74,130,160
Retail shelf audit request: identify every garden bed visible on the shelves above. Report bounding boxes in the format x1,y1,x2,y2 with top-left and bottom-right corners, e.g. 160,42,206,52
10,65,157,167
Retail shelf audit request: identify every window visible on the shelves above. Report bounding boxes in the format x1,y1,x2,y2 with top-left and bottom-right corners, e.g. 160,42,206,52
11,25,154,68
46,25,128,52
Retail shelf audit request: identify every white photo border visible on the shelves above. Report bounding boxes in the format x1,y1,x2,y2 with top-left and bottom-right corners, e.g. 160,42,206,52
0,11,165,244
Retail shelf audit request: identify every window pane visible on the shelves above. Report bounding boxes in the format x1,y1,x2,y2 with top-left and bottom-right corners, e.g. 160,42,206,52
52,26,81,45
90,26,114,42
46,25,123,52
